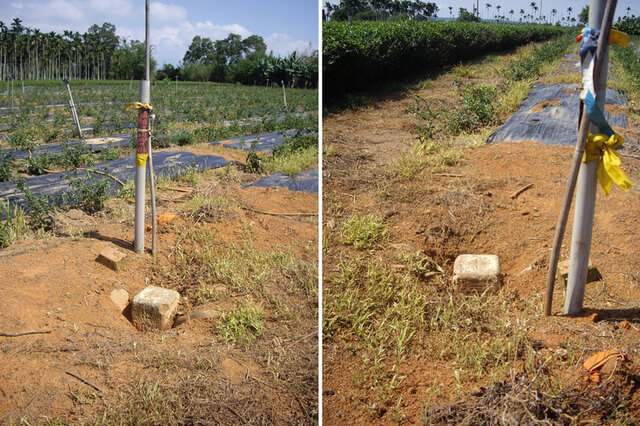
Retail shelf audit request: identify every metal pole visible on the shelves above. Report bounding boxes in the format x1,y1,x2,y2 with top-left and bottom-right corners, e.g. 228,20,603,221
282,80,287,108
544,0,616,316
145,0,150,82
64,79,83,139
564,0,616,315
134,0,151,254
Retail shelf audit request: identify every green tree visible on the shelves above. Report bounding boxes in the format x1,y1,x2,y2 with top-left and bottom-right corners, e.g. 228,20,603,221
579,5,589,25
457,7,480,22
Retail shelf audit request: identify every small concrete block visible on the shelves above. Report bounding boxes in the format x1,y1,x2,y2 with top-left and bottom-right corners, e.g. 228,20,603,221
557,260,601,286
131,285,180,331
96,246,126,271
453,254,501,294
110,288,129,312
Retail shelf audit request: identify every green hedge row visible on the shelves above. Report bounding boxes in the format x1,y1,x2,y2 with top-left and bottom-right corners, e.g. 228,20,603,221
323,21,567,99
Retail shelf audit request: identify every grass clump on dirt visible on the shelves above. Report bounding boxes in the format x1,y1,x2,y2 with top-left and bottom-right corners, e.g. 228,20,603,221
341,214,387,249
324,253,537,411
218,301,265,344
265,131,318,176
0,200,27,248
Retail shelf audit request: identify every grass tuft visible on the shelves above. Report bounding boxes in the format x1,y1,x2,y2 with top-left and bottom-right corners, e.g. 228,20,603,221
342,214,387,249
218,301,265,344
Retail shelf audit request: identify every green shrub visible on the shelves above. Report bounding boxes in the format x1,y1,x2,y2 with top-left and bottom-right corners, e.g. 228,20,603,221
245,150,264,173
65,171,111,214
323,20,568,100
97,142,125,162
169,131,195,146
15,179,58,231
26,151,59,175
0,153,14,182
447,84,497,134
60,142,94,169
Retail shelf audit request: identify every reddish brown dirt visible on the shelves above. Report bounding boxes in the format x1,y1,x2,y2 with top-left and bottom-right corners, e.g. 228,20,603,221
322,54,640,424
0,158,318,424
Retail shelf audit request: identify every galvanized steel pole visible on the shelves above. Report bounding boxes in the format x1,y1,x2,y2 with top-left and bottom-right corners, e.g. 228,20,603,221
564,0,616,314
64,79,83,139
134,0,151,254
282,80,287,108
544,0,616,316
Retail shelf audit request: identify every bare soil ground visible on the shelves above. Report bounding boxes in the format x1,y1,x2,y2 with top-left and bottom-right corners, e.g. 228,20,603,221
0,143,318,424
323,43,640,424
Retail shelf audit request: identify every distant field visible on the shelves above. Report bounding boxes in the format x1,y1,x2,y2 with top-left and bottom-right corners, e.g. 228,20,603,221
0,80,317,146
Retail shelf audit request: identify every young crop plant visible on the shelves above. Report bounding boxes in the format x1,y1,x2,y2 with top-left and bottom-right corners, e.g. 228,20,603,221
26,151,58,175
59,142,94,170
97,142,126,162
408,95,440,141
448,84,497,134
0,153,15,182
15,178,58,231
342,214,388,249
245,149,264,173
65,171,111,214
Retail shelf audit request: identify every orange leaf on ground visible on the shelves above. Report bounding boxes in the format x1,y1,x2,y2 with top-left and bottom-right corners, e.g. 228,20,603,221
583,349,623,372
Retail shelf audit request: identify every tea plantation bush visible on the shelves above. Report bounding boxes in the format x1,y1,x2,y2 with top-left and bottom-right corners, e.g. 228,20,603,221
323,21,567,99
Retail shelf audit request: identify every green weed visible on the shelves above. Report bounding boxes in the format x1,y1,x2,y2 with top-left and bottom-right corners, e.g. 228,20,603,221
218,301,265,344
0,200,27,248
342,214,387,249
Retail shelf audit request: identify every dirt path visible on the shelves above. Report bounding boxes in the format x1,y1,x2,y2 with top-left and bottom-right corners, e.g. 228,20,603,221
323,42,640,424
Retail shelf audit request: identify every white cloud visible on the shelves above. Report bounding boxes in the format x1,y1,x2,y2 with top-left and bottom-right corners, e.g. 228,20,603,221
149,21,254,65
265,32,313,56
87,0,132,16
193,21,251,39
150,2,187,22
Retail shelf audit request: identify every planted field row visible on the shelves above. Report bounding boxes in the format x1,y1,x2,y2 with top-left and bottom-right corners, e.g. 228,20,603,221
612,40,640,94
323,21,568,98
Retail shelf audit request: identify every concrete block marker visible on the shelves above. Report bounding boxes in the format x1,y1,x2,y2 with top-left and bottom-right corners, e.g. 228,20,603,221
96,246,126,271
453,254,501,294
110,288,129,312
557,260,601,287
131,285,180,331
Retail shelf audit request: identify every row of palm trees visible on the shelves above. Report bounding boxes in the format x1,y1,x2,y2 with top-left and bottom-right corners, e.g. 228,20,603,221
0,18,120,81
446,3,633,25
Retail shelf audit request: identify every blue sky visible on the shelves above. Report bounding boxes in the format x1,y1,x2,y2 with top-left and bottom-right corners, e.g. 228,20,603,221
0,0,319,66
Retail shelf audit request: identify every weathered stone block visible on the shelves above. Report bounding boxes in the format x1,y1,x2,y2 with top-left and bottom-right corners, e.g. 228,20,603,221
132,286,180,331
453,254,501,294
110,288,129,312
96,246,126,271
557,260,601,286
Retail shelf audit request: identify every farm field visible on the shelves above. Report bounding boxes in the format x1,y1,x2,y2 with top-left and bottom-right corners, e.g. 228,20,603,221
323,33,640,424
0,80,319,423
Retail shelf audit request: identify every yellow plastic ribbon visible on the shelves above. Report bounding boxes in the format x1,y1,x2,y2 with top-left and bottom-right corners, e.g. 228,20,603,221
582,132,633,195
136,153,148,167
125,102,153,111
576,28,630,47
